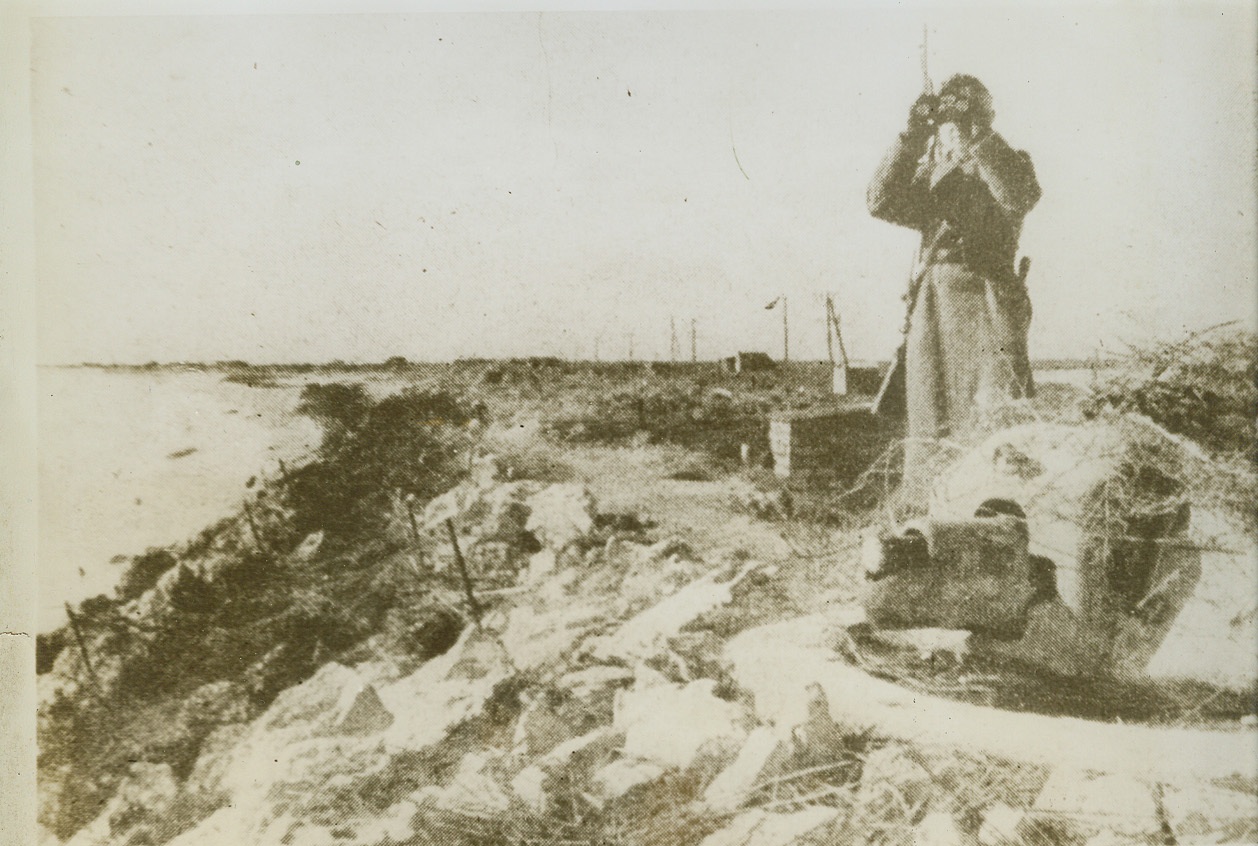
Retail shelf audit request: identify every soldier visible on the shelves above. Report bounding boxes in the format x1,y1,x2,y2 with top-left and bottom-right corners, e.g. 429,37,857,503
868,74,1041,488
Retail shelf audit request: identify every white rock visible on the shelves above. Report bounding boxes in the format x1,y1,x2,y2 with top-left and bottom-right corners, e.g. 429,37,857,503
1160,781,1258,842
526,549,557,582
378,627,513,752
858,745,934,814
356,799,418,846
591,758,667,800
1032,769,1160,841
525,483,596,551
617,677,749,770
416,751,511,818
593,559,760,662
558,664,636,700
978,803,1027,846
260,662,364,732
512,766,549,815
703,727,788,812
698,807,839,846
292,531,324,562
331,683,394,736
535,726,623,771
872,628,971,663
915,811,976,846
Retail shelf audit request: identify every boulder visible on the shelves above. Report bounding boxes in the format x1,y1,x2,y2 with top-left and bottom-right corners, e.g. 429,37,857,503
378,627,514,752
698,807,839,846
1159,781,1258,843
290,531,324,562
355,799,418,845
592,559,761,663
415,751,511,818
525,483,596,552
591,758,667,800
330,683,394,736
512,727,625,814
499,602,610,671
930,419,1257,688
977,803,1028,846
703,727,789,812
558,664,636,701
1029,769,1161,843
511,766,549,814
914,811,977,846
616,676,749,770
856,744,935,824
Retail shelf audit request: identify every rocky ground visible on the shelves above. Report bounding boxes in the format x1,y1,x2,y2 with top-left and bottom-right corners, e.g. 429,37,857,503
36,347,1258,846
36,365,1258,846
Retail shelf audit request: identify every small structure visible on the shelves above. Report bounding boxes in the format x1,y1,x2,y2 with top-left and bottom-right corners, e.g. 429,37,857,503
769,405,898,482
722,351,776,375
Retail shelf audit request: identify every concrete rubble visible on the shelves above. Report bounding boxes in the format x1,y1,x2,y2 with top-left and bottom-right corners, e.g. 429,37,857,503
40,470,1257,846
615,672,751,769
698,807,839,846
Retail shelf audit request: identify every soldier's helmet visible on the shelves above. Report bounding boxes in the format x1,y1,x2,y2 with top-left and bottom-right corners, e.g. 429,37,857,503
938,74,995,129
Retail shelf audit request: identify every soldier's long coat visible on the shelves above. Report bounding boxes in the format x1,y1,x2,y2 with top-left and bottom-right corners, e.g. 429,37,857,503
868,128,1041,475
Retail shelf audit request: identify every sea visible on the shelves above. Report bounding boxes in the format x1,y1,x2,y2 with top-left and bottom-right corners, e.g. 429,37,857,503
36,367,327,632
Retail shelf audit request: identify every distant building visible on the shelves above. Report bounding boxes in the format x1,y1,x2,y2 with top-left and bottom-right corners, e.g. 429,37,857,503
722,351,777,374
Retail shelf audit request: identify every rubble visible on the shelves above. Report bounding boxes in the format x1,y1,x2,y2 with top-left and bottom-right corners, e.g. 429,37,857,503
977,803,1028,846
592,758,668,800
698,807,839,846
1157,781,1258,843
726,615,1257,782
913,811,976,846
616,673,750,770
525,483,596,551
591,558,762,662
414,750,512,818
1029,769,1161,843
703,727,789,812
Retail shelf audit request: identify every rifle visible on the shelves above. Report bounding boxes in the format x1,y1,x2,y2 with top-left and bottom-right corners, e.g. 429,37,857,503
871,27,933,419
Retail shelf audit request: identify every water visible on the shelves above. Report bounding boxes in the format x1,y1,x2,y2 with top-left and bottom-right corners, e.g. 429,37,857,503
37,368,323,631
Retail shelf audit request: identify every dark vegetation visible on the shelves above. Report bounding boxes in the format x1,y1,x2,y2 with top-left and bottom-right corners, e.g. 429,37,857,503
1084,326,1257,461
38,386,480,839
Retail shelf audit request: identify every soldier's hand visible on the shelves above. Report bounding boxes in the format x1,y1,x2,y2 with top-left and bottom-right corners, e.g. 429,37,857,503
907,94,939,136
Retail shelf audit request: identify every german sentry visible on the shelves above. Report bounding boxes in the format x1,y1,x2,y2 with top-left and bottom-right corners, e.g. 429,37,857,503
868,71,1041,494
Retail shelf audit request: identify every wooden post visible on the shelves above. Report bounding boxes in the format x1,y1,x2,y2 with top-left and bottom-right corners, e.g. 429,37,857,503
242,500,269,555
445,519,483,625
782,296,789,363
64,602,102,699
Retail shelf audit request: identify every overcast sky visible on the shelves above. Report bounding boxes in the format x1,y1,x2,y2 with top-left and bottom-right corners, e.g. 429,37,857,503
28,4,1258,364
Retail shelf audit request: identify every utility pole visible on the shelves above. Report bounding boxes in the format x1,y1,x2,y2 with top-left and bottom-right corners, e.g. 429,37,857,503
690,319,697,363
628,332,634,362
782,296,789,363
594,336,600,363
670,316,678,362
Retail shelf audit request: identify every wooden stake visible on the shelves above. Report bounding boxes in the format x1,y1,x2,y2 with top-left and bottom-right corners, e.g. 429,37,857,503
64,602,102,700
445,519,483,625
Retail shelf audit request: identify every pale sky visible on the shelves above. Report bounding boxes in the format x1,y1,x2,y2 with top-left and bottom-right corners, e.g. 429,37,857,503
27,4,1258,364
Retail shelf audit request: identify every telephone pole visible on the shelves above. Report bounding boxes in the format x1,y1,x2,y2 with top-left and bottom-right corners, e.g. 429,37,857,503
690,319,697,363
782,296,789,363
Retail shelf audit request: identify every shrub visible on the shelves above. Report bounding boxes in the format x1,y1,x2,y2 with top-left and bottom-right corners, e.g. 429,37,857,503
288,387,471,539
